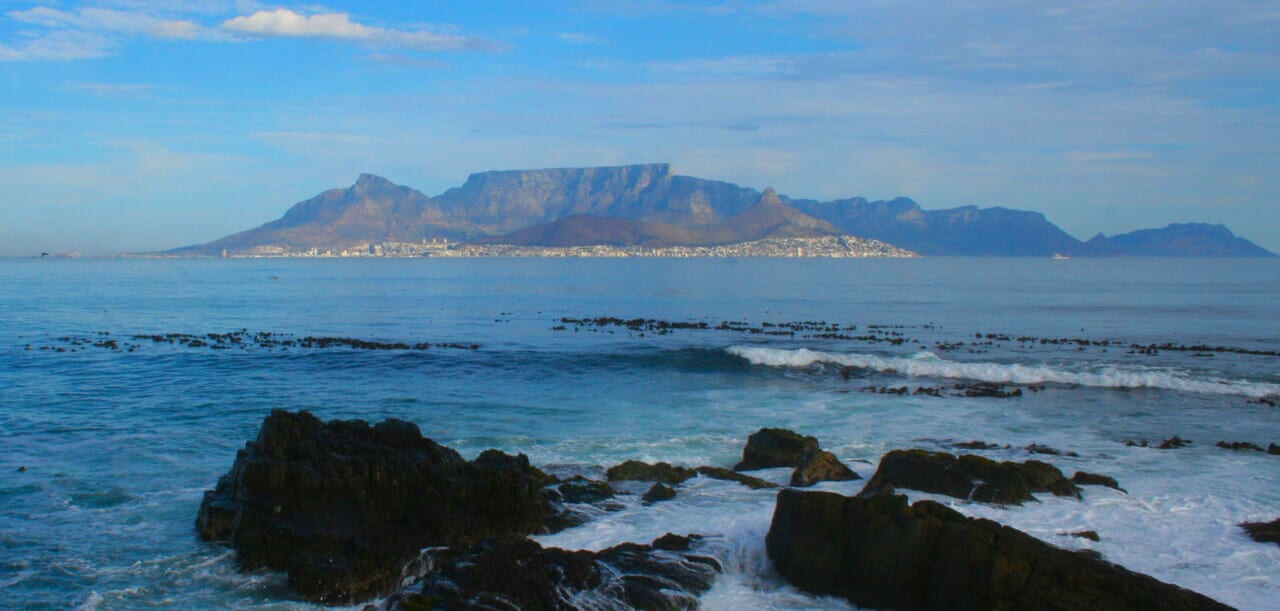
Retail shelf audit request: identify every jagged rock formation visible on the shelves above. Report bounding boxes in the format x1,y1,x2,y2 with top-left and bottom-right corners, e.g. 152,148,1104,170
734,427,858,487
166,164,1273,257
765,488,1233,610
196,410,551,603
860,449,1079,505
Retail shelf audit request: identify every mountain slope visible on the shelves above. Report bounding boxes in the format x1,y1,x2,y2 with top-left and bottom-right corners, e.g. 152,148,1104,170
491,187,841,247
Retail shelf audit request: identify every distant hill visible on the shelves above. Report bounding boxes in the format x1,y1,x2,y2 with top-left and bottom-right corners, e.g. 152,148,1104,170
167,164,1273,257
1072,224,1274,257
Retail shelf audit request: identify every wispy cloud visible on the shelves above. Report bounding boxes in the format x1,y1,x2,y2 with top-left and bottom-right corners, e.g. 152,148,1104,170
557,32,606,45
9,7,200,39
63,81,157,96
221,9,498,50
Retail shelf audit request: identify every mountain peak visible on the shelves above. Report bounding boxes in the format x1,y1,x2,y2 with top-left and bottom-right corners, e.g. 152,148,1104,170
757,187,782,205
354,173,397,190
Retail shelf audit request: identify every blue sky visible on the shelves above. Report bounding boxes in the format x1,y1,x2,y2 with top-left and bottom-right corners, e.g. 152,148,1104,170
1,0,1278,255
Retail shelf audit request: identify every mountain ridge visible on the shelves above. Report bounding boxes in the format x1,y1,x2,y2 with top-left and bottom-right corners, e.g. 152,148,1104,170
167,165,1273,257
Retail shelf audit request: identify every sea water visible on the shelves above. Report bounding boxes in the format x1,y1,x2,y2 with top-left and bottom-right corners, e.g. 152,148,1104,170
1,257,1277,609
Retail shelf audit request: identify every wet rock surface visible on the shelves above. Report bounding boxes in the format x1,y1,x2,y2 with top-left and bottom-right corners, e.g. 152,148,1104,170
380,534,721,611
860,449,1080,505
766,488,1233,610
734,428,820,471
1071,471,1125,492
790,450,859,487
196,410,550,603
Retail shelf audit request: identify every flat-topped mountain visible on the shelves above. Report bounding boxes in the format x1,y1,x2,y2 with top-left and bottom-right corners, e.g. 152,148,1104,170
168,165,1273,257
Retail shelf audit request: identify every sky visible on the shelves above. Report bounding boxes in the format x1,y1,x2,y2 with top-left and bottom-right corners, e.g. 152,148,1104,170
1,0,1278,255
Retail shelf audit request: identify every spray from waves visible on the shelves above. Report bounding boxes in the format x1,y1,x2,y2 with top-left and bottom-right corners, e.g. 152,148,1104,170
726,346,1280,399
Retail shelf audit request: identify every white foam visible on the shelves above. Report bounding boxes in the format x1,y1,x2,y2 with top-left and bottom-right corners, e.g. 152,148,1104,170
727,346,1280,399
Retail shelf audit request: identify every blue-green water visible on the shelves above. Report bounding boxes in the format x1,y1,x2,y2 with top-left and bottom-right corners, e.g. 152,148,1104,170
1,257,1278,609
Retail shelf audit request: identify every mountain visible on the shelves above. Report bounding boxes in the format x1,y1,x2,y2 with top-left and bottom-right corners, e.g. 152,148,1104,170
1074,223,1274,257
493,187,841,248
167,174,470,255
786,197,1082,256
168,164,1274,257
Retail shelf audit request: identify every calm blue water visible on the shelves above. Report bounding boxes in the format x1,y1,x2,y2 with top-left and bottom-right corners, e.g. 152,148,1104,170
1,258,1278,609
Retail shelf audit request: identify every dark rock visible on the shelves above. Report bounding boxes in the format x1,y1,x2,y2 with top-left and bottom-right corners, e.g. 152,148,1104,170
196,410,549,603
643,483,678,504
550,476,616,504
1158,435,1192,449
952,440,1002,450
790,450,859,487
606,460,697,484
1072,471,1126,493
381,535,720,611
1242,518,1280,546
1271,443,1280,455
860,449,1080,505
734,428,819,471
1026,443,1079,457
765,488,1233,610
1216,441,1265,452
1069,530,1102,542
694,466,779,489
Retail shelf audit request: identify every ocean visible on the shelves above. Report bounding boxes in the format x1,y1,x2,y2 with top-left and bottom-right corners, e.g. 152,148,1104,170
1,257,1278,609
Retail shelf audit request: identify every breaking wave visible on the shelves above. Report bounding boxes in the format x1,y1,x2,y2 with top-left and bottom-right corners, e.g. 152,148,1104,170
726,346,1280,399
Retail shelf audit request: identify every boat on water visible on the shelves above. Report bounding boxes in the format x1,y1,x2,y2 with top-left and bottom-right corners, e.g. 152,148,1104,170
1052,253,1071,260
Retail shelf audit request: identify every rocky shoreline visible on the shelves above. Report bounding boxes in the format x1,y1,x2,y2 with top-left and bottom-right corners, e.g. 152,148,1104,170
197,410,1257,609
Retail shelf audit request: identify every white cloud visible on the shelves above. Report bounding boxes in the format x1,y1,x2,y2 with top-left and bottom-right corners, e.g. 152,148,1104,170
9,7,200,39
221,9,496,50
0,30,116,61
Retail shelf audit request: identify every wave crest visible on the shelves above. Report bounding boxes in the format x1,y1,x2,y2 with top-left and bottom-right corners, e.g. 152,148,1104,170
725,346,1280,399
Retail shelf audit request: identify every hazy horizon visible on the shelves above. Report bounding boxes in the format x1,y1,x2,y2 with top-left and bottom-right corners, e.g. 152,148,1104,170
3,1,1278,256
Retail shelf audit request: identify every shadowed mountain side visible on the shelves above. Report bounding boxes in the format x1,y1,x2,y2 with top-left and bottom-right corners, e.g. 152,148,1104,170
1075,223,1274,257
488,188,843,248
168,174,479,255
789,198,1082,256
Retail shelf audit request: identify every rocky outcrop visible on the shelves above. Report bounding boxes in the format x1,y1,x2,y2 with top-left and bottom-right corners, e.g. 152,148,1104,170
382,534,721,611
735,428,859,487
1071,470,1126,492
607,460,697,484
734,428,819,471
196,410,551,603
605,461,780,490
790,450,859,487
765,488,1233,610
1242,518,1280,547
860,449,1080,505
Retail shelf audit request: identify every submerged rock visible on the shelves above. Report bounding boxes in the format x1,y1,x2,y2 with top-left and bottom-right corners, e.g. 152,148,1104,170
381,534,721,611
196,410,550,603
860,449,1080,505
1158,435,1192,449
765,488,1233,610
790,450,859,487
1072,470,1126,493
1216,441,1266,452
734,428,819,471
694,466,778,489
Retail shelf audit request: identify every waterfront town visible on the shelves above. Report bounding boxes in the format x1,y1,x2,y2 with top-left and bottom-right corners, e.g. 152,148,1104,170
219,235,917,259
